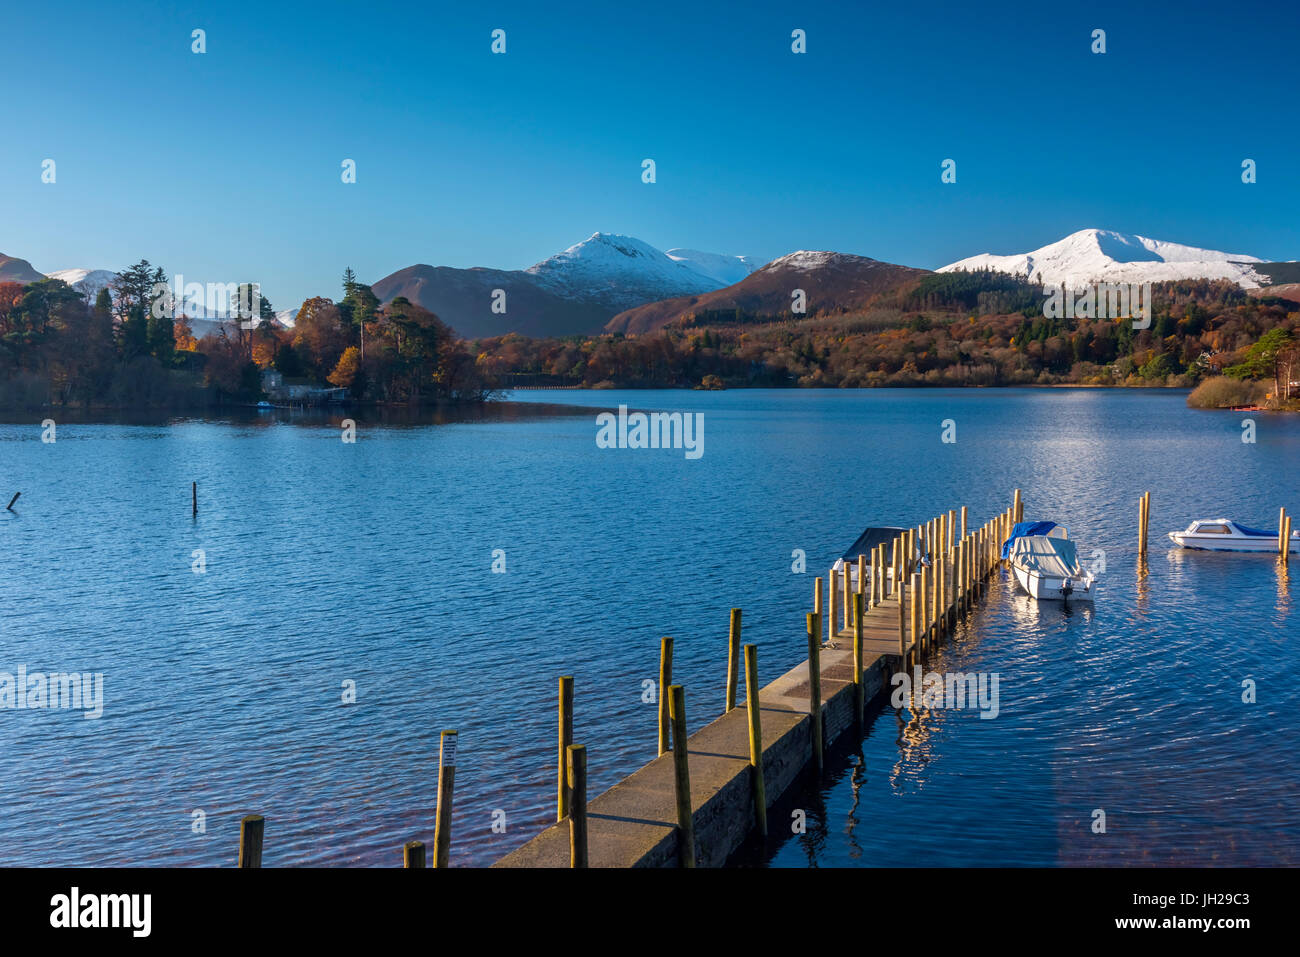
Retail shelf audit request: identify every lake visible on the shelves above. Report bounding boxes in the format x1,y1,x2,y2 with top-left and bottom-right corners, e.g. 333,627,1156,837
1,388,1296,866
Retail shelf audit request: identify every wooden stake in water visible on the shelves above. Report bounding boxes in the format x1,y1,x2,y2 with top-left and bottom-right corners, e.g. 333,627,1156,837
557,676,573,821
433,730,457,868
1279,508,1288,559
237,814,264,868
726,608,742,713
960,505,968,540
1284,515,1293,565
192,481,197,517
743,644,767,837
403,841,426,868
6,492,19,512
567,744,588,868
658,637,673,755
806,612,823,774
667,685,696,867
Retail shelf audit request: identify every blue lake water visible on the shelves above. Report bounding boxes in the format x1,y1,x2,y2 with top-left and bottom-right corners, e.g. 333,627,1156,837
1,388,1296,866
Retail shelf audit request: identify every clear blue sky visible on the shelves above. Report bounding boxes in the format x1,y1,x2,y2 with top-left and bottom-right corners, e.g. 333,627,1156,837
4,0,1296,310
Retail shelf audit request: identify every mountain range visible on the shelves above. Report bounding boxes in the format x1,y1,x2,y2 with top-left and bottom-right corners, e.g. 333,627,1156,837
7,229,1296,340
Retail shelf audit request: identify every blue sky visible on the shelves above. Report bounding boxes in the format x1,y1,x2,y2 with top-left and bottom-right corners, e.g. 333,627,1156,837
4,0,1297,309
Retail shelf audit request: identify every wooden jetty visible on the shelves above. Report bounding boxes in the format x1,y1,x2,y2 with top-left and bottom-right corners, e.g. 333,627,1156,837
494,495,1024,868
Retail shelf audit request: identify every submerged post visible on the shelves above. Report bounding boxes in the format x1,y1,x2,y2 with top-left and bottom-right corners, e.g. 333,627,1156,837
806,612,823,774
237,814,264,868
433,730,457,868
557,676,573,821
743,644,767,837
403,840,426,868
658,637,673,755
726,608,742,713
192,481,197,517
6,492,20,511
567,744,588,868
667,685,696,868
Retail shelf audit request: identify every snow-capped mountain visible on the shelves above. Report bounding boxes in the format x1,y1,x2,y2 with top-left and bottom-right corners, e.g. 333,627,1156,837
939,229,1267,288
665,248,760,287
374,232,751,338
525,233,723,313
43,268,116,301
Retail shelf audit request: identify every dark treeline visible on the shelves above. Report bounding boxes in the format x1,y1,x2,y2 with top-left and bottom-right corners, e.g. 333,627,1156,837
474,278,1299,398
0,264,495,409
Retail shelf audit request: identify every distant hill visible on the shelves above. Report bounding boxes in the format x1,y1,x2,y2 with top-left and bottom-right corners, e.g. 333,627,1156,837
605,250,929,334
372,233,749,339
0,254,45,284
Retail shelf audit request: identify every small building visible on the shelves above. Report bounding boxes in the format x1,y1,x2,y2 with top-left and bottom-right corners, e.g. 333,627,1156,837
261,368,345,405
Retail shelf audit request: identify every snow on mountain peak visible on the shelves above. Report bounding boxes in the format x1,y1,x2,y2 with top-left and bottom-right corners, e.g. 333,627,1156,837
664,248,759,287
525,233,737,310
763,250,855,272
940,229,1266,288
43,267,116,300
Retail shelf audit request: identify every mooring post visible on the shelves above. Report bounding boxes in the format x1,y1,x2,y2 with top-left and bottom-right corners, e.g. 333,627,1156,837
658,637,673,755
827,570,838,642
814,575,823,632
192,481,197,517
726,608,742,713
667,686,696,868
403,840,426,868
897,571,907,655
568,744,588,868
558,676,574,821
842,561,852,635
909,573,921,661
1284,515,1293,566
961,505,968,540
1138,493,1148,559
433,730,457,868
920,564,931,654
1013,488,1022,523
806,612,823,774
853,592,864,723
237,814,264,868
743,644,767,837
1279,508,1288,558
5,492,19,512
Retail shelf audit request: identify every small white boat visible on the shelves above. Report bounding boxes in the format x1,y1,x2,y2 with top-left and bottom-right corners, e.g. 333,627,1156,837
1008,534,1098,601
1168,519,1299,553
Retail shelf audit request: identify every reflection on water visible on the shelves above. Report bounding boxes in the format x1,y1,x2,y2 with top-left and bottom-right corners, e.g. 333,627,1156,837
2,388,1298,866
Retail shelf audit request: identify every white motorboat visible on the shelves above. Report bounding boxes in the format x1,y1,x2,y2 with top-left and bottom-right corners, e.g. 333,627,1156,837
1168,519,1299,553
1008,534,1098,601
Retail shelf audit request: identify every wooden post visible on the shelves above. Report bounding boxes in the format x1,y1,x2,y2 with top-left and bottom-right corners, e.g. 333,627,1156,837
1284,515,1293,565
557,676,573,821
658,637,673,755
889,537,899,597
909,573,920,660
6,492,19,511
1279,508,1288,559
955,541,964,618
853,593,864,723
1138,494,1148,559
921,564,931,653
403,841,426,868
567,744,588,868
842,562,852,634
667,685,696,868
192,481,197,517
898,569,907,655
937,547,947,638
961,505,968,540
806,613,823,774
743,644,767,837
433,729,457,868
237,814,264,868
726,608,742,713
948,509,956,551
857,553,867,599
1013,488,1022,523
827,570,838,641
814,575,823,624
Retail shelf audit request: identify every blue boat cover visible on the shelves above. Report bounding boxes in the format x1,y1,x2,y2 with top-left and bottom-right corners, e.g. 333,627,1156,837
1001,521,1058,559
1231,522,1276,538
